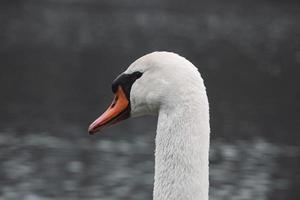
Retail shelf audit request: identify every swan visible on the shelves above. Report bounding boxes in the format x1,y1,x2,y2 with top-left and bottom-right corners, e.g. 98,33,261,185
88,51,210,200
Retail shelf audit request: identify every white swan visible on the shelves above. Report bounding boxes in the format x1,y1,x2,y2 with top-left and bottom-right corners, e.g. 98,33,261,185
88,52,210,200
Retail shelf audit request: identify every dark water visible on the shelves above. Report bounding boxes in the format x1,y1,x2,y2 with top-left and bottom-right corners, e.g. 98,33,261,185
0,0,299,199
0,128,299,200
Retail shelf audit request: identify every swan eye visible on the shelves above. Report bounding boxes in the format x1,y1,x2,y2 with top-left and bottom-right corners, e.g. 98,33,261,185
133,71,143,79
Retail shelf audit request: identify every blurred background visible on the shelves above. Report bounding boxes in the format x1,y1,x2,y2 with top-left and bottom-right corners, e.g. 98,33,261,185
0,0,299,199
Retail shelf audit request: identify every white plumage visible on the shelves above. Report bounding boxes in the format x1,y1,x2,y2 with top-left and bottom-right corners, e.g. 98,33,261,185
126,52,210,200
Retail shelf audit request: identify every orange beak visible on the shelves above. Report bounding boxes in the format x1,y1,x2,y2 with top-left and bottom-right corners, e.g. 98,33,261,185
88,86,130,135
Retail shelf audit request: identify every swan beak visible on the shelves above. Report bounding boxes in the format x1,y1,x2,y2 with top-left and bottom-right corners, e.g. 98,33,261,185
88,86,130,135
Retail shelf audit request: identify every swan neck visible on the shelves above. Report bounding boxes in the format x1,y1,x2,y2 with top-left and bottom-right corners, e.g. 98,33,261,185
153,101,210,200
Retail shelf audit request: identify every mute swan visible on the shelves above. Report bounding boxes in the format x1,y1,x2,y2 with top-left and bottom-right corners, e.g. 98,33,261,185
88,52,210,200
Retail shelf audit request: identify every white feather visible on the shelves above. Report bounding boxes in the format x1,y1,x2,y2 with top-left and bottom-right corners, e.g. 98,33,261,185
126,52,210,200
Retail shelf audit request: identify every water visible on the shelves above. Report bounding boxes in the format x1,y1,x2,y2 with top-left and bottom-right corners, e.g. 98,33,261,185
0,128,299,200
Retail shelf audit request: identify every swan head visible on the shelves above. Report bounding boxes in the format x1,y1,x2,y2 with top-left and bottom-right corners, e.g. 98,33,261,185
88,51,200,134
